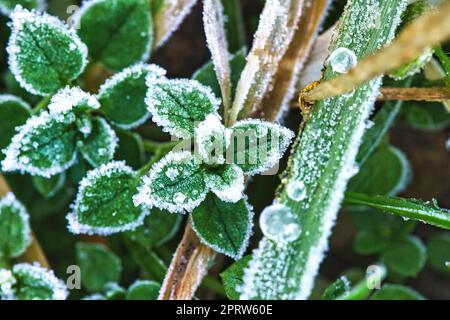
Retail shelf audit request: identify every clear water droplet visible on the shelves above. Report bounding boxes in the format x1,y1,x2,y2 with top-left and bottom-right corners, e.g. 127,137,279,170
259,204,301,243
286,181,306,201
329,47,357,74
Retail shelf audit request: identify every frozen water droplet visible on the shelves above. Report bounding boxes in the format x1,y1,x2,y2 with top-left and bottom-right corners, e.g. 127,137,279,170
329,47,357,74
174,192,186,204
259,204,301,243
286,181,306,201
165,168,179,181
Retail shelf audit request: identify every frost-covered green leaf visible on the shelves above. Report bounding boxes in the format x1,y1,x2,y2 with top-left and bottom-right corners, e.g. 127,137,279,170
0,0,45,15
7,7,88,95
4,263,68,300
76,0,153,71
381,235,426,277
32,172,65,199
220,255,251,300
146,78,221,138
0,193,31,259
135,151,207,214
322,276,351,300
427,233,450,273
371,284,425,300
345,193,450,231
67,161,149,235
195,114,231,165
191,194,253,259
0,94,31,161
1,111,78,178
126,280,160,300
98,64,166,129
78,117,117,167
240,0,408,300
229,119,294,175
348,144,410,196
48,86,100,115
75,242,122,292
204,164,244,203
126,208,182,248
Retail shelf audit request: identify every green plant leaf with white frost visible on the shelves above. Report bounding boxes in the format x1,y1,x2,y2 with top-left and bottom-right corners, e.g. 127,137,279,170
68,161,149,235
78,117,117,167
229,119,294,175
0,263,68,300
240,0,408,300
7,7,87,96
76,0,153,71
0,193,31,260
191,194,253,259
1,87,117,177
145,78,221,139
0,94,31,162
98,64,166,129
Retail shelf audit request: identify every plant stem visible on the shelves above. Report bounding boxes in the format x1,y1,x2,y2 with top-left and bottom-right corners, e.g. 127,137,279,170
33,96,51,114
221,0,246,53
142,140,179,153
377,87,450,101
434,46,450,86
337,264,387,300
302,1,450,102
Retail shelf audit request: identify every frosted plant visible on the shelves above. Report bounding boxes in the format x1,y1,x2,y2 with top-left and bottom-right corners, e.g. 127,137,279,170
0,263,68,300
0,0,45,16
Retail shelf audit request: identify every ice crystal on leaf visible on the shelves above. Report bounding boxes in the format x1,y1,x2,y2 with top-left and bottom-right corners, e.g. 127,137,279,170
0,192,31,259
48,86,100,115
195,114,231,165
0,269,16,299
98,63,166,129
67,161,149,235
145,77,221,139
7,6,87,96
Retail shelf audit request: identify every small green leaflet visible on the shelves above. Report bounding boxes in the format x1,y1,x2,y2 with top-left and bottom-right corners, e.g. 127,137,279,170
0,193,31,259
0,263,68,300
76,0,153,71
381,235,426,277
31,172,66,199
75,242,122,292
98,63,166,129
102,282,126,300
134,151,208,214
126,280,160,300
220,255,251,300
0,0,45,15
371,284,425,300
7,7,87,96
68,161,149,235
0,94,31,161
348,144,411,196
427,233,450,273
78,117,117,167
191,194,253,259
230,119,294,175
146,78,221,139
1,110,78,178
204,164,244,203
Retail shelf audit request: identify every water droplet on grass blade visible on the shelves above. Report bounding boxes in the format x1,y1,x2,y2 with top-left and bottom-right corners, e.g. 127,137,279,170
286,181,306,201
329,47,357,74
259,204,301,243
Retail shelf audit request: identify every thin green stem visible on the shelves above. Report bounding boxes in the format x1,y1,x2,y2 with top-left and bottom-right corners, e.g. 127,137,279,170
142,140,179,153
337,264,387,300
221,0,246,53
33,96,51,115
434,46,450,86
